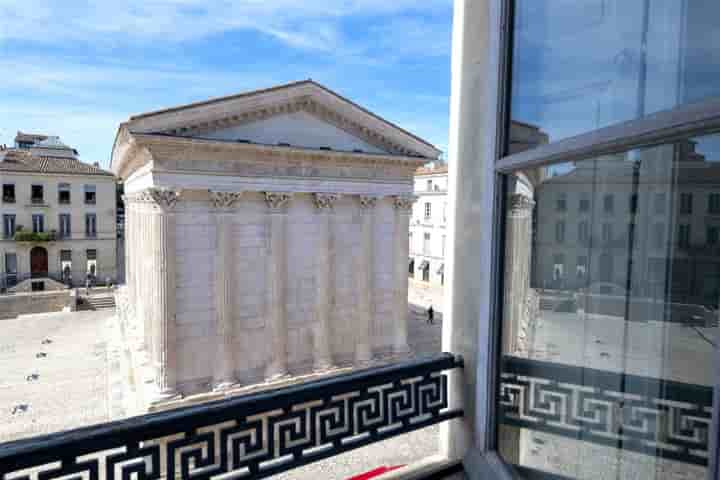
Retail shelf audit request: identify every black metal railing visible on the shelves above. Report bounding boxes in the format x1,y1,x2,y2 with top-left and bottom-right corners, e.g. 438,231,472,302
0,353,463,480
500,356,712,466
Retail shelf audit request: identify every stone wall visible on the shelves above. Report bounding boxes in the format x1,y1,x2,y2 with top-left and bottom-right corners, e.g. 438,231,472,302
0,290,71,319
170,193,400,394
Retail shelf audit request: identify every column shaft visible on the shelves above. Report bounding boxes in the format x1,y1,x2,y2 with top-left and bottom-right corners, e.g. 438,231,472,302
152,209,178,396
266,213,288,378
213,213,237,388
393,197,414,355
312,194,338,369
355,204,374,364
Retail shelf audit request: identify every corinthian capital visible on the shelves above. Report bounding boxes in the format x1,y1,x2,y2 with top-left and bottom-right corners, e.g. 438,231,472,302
313,193,340,210
136,188,181,211
210,190,244,209
393,195,418,212
264,192,293,211
508,194,535,216
358,195,380,210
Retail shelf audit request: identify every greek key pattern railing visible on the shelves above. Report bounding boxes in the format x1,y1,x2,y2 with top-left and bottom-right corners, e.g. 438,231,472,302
499,356,713,466
0,353,463,480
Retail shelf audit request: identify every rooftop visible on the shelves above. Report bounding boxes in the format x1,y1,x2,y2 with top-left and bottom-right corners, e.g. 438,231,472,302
0,149,114,177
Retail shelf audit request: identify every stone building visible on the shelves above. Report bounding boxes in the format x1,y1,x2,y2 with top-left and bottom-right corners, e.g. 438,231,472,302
0,133,117,292
410,162,449,288
112,80,441,409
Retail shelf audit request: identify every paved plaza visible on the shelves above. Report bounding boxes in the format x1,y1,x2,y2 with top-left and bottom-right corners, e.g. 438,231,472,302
0,286,446,477
0,309,120,443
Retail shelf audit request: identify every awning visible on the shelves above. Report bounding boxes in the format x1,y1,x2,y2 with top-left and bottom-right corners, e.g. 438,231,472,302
419,260,430,271
437,263,444,275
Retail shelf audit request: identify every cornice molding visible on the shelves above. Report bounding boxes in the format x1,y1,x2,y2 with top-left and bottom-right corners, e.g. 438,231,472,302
131,133,428,170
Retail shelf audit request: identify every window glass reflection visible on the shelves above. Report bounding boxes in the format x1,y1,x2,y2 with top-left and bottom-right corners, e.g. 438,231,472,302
498,133,720,479
510,0,720,151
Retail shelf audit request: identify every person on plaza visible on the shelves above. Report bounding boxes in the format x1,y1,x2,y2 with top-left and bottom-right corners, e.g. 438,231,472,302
427,305,434,325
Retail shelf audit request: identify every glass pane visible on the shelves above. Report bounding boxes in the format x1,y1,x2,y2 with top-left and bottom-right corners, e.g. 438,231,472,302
498,133,720,479
510,0,720,152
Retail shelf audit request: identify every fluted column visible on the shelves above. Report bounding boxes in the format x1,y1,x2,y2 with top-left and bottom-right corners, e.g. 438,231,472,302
312,193,340,370
264,192,292,380
146,188,181,402
356,195,378,365
502,194,535,355
392,195,417,355
210,191,244,390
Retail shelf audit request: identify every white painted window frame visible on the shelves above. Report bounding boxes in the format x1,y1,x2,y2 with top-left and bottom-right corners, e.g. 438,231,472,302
446,0,720,479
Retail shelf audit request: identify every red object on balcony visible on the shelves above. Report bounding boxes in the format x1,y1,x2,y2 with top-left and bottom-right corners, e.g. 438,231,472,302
347,465,404,480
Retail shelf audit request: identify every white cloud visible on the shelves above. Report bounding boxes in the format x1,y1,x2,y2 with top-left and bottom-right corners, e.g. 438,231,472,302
0,0,451,55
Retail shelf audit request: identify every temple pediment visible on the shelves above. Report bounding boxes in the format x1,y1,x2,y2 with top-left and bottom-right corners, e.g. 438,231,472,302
112,81,440,175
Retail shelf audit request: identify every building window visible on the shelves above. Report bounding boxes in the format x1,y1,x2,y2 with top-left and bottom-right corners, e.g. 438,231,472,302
655,192,667,214
59,214,71,238
420,261,430,282
60,250,72,284
678,223,691,248
576,256,587,279
578,197,590,212
3,214,16,239
86,249,97,278
2,184,15,203
493,2,720,474
426,179,433,191
408,258,414,277
58,183,71,204
424,202,431,220
85,213,97,238
31,185,44,204
578,221,588,243
709,193,720,214
423,232,431,256
84,185,96,205
552,253,564,282
556,193,566,212
708,226,719,246
32,214,44,233
603,194,614,213
4,253,17,287
680,192,693,214
555,220,565,243
654,222,665,249
602,222,613,243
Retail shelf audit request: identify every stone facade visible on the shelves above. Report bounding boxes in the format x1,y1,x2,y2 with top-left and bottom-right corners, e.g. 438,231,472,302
0,134,117,291
111,81,440,410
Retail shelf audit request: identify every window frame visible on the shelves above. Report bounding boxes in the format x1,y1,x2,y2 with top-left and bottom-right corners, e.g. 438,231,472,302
459,1,720,479
58,183,71,204
84,184,97,205
85,213,97,238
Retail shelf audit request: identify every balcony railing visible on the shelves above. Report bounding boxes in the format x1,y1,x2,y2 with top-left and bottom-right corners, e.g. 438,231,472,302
0,353,463,480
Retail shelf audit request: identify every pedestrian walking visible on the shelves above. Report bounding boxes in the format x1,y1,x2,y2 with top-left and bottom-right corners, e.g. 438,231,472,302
427,305,434,325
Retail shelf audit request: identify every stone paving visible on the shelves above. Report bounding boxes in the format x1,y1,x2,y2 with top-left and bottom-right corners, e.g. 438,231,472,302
0,286,447,478
0,309,119,443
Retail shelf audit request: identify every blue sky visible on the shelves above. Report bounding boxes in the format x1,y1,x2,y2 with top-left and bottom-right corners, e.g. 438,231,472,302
0,1,452,168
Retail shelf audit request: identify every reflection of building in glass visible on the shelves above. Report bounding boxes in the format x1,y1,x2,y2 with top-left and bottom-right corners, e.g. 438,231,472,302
533,139,720,313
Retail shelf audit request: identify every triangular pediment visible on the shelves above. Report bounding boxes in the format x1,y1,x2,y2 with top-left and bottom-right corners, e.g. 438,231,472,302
123,80,441,159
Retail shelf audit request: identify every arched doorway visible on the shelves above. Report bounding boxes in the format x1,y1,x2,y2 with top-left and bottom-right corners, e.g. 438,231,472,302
30,246,48,278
